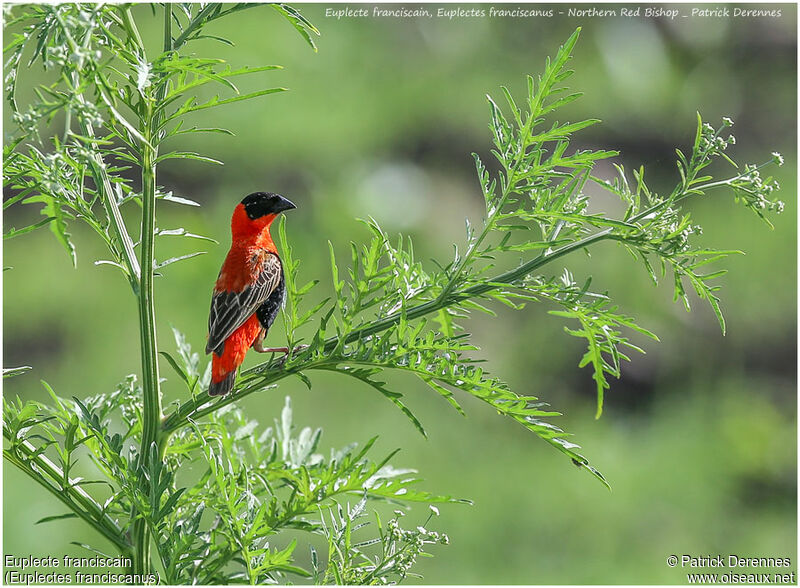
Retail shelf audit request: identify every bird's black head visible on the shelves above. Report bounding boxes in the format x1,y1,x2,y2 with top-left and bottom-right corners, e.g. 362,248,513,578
241,192,296,220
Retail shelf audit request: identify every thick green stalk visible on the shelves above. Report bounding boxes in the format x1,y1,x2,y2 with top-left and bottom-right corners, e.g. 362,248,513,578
132,100,162,578
129,5,176,575
163,3,172,52
138,121,162,458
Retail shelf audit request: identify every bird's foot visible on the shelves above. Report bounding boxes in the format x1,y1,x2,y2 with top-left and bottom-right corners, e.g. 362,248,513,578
253,342,309,355
253,343,290,354
253,341,309,369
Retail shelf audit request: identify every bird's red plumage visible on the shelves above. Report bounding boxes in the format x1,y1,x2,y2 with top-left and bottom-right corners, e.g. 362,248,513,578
210,203,280,388
211,313,262,384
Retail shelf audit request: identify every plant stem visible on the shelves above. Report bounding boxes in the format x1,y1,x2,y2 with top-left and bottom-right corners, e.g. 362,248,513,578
332,230,615,344
135,25,163,444
163,3,172,52
3,437,130,553
129,4,178,574
172,4,218,49
439,94,540,299
55,10,140,290
132,96,163,575
119,6,144,50
159,229,616,432
83,129,141,290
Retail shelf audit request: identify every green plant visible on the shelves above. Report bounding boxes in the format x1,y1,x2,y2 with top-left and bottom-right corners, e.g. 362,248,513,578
3,4,459,583
3,6,783,584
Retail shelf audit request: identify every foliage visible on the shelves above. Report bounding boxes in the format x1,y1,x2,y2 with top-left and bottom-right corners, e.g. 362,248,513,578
162,28,783,473
2,5,783,584
4,378,460,583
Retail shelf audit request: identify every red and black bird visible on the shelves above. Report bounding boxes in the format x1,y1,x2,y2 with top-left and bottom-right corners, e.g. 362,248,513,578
206,192,296,396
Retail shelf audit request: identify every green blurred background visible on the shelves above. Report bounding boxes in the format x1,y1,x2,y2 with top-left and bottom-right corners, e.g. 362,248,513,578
4,3,797,584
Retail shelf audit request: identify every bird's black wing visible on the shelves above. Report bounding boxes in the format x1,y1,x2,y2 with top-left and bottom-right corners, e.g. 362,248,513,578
206,252,282,355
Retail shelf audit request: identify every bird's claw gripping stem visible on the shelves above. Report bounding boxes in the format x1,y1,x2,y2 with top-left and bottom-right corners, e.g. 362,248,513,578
253,330,308,357
254,343,309,368
254,344,290,354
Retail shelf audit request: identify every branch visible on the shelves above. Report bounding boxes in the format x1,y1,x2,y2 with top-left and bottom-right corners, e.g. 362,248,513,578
53,9,141,290
160,226,615,433
3,436,130,553
160,170,720,434
172,4,219,49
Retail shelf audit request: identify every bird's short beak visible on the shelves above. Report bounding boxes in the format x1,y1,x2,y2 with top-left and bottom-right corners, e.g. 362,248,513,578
276,196,296,213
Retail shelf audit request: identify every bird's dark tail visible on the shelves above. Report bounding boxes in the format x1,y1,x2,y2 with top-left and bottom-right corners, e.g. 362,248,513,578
208,371,236,396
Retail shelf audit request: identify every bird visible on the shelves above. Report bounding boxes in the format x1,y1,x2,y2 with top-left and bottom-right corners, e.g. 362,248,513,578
206,192,296,396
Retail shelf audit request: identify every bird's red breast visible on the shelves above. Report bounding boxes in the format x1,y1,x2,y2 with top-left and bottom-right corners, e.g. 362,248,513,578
215,204,278,293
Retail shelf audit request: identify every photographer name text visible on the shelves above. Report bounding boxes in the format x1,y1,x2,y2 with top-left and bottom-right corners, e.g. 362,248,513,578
670,555,792,568
324,5,783,20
